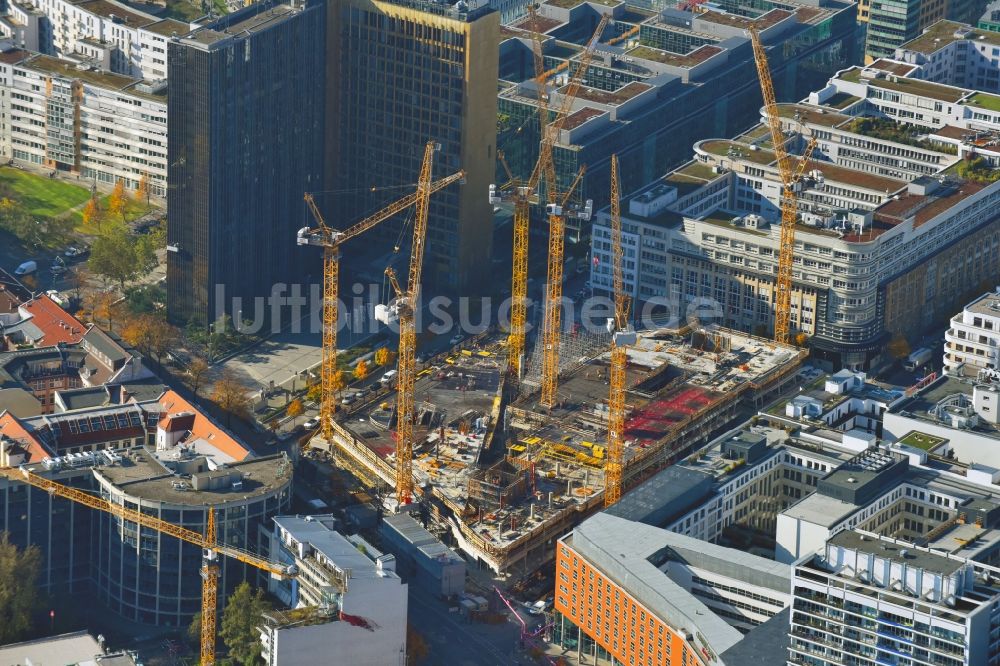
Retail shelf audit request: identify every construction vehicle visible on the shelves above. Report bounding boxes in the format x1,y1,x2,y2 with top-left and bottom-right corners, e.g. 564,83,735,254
375,141,442,506
0,465,295,666
604,156,636,508
298,155,464,444
536,15,608,407
748,27,817,346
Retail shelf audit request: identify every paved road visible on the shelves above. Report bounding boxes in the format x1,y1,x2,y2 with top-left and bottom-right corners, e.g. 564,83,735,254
408,585,522,666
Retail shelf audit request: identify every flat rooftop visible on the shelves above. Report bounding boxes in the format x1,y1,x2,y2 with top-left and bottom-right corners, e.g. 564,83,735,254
697,8,791,31
96,450,291,505
828,529,965,576
963,290,1000,317
901,20,1000,55
22,55,164,102
627,43,722,68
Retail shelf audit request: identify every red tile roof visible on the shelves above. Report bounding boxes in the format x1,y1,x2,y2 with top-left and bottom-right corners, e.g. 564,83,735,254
20,296,86,345
156,390,251,462
159,412,196,433
0,411,51,464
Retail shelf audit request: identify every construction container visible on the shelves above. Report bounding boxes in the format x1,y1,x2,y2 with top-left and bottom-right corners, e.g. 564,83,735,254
380,512,466,597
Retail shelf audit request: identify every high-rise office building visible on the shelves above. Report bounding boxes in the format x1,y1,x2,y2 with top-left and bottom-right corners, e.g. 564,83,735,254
325,0,499,294
866,0,983,61
166,0,325,327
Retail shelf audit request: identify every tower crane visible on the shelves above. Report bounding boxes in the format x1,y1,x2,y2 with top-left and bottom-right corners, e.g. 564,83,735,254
604,156,636,508
375,141,442,506
748,27,818,345
298,159,464,443
0,465,296,666
536,14,608,407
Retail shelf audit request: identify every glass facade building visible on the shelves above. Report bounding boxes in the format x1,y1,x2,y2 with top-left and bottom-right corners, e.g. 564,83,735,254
325,0,499,294
166,0,326,327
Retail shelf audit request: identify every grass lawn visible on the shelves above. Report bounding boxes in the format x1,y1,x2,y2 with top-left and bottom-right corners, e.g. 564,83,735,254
0,168,91,219
967,92,1000,113
96,194,154,226
897,430,946,451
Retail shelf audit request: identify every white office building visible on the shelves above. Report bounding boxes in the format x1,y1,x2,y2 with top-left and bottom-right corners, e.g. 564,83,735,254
0,0,190,81
945,288,1000,377
791,529,1000,666
0,49,166,193
263,515,407,666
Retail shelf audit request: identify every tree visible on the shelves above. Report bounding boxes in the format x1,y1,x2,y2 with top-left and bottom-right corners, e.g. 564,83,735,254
219,582,271,666
89,224,158,290
374,347,396,366
212,369,251,427
0,533,40,644
108,179,127,222
81,197,103,231
187,356,210,397
187,611,202,647
286,398,304,420
136,172,150,208
121,314,178,365
353,359,370,381
794,332,810,347
84,290,117,331
887,332,911,360
407,625,429,665
306,381,323,404
330,370,346,397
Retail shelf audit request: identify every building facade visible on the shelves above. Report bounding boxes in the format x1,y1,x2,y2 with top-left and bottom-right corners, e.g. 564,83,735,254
0,0,188,81
0,392,293,627
325,0,498,294
866,1,983,62
791,529,1000,666
497,0,860,235
166,0,325,327
590,53,1000,369
0,50,166,193
944,288,1000,377
262,514,407,666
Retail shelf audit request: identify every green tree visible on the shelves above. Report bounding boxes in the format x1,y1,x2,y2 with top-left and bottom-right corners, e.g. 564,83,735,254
220,582,271,665
0,533,40,644
89,224,158,289
187,610,202,647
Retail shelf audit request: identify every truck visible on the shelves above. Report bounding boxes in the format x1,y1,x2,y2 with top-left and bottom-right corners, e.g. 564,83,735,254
903,347,933,372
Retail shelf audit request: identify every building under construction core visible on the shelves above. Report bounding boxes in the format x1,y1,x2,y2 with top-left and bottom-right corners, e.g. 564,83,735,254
326,328,805,573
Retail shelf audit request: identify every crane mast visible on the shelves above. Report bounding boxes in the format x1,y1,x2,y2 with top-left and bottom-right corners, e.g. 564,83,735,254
537,14,606,407
300,167,464,443
749,26,806,346
377,141,440,506
604,156,635,508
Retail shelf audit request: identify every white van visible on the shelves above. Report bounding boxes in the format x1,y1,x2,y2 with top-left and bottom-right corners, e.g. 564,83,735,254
14,260,36,276
380,370,398,386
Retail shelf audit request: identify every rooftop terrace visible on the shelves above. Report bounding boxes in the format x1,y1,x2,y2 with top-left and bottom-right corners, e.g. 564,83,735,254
900,20,1000,55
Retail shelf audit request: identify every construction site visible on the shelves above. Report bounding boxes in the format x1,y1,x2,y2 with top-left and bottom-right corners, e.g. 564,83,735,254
324,325,805,574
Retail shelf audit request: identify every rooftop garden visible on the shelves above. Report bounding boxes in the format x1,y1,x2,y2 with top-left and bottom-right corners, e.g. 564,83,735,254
845,117,956,154
897,430,946,451
950,156,1000,184
965,92,1000,113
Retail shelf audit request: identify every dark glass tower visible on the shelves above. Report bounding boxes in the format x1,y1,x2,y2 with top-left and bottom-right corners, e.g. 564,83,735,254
326,0,499,295
166,0,325,327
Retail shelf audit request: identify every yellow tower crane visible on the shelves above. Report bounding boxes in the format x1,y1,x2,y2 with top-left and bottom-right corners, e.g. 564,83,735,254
376,141,443,506
299,159,464,443
748,27,818,345
537,14,609,408
604,155,636,508
0,465,295,666
488,5,555,378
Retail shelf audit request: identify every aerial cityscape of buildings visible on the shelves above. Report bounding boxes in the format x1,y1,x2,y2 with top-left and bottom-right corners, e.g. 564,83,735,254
6,0,1000,664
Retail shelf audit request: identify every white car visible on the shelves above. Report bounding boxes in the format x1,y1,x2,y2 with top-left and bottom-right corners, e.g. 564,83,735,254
64,246,86,258
302,417,320,430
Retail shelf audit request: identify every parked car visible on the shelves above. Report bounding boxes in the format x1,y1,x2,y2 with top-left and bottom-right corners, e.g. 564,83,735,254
64,246,86,258
14,260,36,276
449,333,464,346
302,416,320,430
341,394,357,406
380,370,398,386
